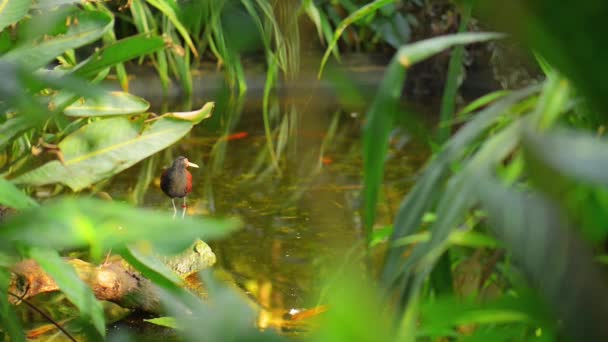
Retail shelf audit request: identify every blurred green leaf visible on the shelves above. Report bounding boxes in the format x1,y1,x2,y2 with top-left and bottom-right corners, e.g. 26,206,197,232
63,91,150,117
1,10,113,70
0,178,37,209
476,173,608,341
14,103,212,190
0,268,25,342
0,198,241,257
27,247,105,340
523,127,608,185
381,86,539,288
0,0,32,32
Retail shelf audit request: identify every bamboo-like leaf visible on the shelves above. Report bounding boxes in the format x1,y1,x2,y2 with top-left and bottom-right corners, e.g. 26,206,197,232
0,178,37,209
27,247,105,339
0,0,32,32
318,0,396,78
381,86,538,287
145,0,198,57
523,127,608,185
1,10,113,70
63,91,150,117
476,173,608,341
14,103,213,191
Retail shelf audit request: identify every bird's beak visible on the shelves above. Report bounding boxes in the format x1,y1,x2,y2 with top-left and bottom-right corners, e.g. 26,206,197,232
187,161,199,168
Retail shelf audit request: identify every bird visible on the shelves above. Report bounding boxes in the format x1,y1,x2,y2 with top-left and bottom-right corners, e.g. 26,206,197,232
160,156,199,218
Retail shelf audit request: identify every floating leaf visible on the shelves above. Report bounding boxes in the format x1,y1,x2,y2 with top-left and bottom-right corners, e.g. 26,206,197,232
63,91,150,117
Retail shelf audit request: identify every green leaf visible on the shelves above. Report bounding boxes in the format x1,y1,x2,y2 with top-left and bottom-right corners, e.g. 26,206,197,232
144,316,179,329
0,0,32,32
396,32,503,69
0,198,241,257
145,0,198,57
0,268,25,342
476,173,608,341
72,34,165,79
63,91,150,117
523,127,608,185
318,0,396,78
27,247,105,339
0,178,37,209
14,103,213,191
1,10,113,70
381,86,538,289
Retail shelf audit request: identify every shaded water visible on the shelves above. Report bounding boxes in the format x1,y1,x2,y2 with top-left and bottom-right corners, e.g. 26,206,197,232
106,85,431,333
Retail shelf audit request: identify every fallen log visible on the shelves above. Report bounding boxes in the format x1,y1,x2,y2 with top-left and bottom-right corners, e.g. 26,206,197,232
8,240,216,314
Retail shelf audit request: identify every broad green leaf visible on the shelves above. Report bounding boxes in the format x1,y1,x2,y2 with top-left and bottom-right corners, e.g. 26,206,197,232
0,198,241,257
0,178,37,209
14,103,214,191
1,10,113,70
0,268,25,342
72,34,165,78
0,0,32,32
63,91,150,117
27,247,105,339
144,316,179,329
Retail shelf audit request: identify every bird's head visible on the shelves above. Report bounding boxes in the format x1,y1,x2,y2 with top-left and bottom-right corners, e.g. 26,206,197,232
174,156,199,169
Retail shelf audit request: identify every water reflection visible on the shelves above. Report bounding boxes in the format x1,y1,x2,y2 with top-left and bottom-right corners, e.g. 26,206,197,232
107,89,428,332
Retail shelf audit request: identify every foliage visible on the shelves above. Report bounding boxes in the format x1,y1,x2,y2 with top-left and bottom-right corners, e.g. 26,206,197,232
1,0,608,341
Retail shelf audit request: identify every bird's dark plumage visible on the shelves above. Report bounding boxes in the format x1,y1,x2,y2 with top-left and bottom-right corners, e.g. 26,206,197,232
160,156,195,198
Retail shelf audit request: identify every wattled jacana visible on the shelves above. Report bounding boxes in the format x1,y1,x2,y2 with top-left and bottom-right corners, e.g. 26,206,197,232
160,156,199,218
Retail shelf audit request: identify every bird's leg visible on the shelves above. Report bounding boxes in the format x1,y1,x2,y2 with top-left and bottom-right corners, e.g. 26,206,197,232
172,198,177,219
181,197,187,219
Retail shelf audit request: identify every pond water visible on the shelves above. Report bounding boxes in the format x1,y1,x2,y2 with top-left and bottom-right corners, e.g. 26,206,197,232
105,71,432,334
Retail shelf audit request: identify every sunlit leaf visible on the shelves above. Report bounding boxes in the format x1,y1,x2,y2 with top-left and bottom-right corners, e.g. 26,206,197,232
14,103,213,191
63,91,150,117
144,316,179,329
